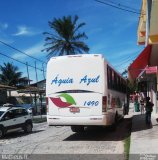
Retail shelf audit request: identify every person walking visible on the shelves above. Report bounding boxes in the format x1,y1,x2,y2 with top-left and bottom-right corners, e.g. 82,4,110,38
140,99,145,114
145,97,154,125
134,99,140,112
123,103,129,115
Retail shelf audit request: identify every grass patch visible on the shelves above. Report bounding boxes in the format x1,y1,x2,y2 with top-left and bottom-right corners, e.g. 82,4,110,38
32,117,47,123
124,136,131,160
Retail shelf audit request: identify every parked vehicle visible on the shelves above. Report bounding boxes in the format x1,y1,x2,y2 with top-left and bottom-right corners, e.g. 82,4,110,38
3,103,14,107
31,102,46,115
46,54,127,132
27,107,33,115
15,104,33,115
0,106,33,138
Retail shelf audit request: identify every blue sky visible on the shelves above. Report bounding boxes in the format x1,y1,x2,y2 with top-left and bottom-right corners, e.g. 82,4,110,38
0,0,144,83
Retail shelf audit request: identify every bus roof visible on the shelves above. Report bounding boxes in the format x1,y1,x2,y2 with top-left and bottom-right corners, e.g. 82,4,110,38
49,54,104,60
48,53,126,81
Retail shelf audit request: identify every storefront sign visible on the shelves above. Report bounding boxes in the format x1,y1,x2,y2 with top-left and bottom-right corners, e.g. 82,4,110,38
145,66,157,74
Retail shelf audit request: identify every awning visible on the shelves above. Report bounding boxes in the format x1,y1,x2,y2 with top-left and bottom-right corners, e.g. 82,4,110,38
0,84,17,91
18,86,45,94
128,45,152,82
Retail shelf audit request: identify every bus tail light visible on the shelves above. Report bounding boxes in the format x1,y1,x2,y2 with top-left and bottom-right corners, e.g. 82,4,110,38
46,97,49,113
102,96,107,112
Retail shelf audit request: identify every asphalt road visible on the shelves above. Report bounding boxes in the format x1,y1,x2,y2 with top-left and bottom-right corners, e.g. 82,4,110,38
0,116,132,160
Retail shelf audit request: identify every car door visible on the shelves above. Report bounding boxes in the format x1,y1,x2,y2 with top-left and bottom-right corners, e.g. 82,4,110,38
13,109,29,128
1,110,18,131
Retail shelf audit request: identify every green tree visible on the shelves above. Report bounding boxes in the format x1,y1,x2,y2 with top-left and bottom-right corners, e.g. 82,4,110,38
121,69,128,77
43,15,89,58
0,62,26,87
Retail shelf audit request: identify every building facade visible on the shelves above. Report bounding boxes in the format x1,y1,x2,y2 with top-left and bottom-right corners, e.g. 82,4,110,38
128,0,158,114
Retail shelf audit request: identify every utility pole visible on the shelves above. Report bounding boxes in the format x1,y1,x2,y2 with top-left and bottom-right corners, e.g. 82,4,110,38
34,61,38,114
35,61,38,83
26,62,33,117
42,63,45,80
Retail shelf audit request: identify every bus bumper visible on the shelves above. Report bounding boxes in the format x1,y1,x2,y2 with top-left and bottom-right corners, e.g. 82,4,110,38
47,114,114,126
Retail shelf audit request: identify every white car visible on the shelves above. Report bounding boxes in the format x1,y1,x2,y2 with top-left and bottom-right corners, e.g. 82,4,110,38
0,107,33,138
15,104,33,115
27,107,33,115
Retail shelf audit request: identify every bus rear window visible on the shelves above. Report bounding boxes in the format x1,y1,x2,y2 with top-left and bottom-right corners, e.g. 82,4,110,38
56,90,93,93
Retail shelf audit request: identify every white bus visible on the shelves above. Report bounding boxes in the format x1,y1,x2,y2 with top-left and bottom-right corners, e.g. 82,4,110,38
46,54,127,132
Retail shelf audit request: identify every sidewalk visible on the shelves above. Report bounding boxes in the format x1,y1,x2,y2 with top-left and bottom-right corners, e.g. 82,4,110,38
129,110,158,159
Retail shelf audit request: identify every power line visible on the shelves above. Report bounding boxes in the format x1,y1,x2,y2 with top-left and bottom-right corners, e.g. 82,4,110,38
115,61,134,71
117,55,136,65
117,64,130,72
95,0,141,15
112,50,140,65
115,56,138,73
0,40,47,64
112,48,143,68
95,0,142,15
114,54,137,68
0,51,46,72
103,0,141,13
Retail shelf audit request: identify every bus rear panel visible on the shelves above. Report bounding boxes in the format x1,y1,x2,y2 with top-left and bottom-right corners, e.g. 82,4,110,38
46,54,125,127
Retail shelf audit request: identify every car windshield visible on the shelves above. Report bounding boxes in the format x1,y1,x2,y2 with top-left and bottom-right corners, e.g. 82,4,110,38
0,111,5,117
15,104,32,109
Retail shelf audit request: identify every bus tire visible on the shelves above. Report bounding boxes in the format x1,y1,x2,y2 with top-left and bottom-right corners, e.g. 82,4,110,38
71,126,84,133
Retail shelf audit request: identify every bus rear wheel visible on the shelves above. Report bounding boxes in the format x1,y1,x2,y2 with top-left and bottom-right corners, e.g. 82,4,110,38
71,126,84,133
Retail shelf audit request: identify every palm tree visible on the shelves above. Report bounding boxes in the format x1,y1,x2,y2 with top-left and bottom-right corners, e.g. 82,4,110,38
43,15,89,58
121,69,128,77
0,62,26,87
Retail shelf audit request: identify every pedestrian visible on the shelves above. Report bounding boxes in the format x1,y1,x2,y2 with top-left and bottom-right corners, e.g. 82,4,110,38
123,103,129,115
145,97,154,125
134,99,140,112
140,99,145,114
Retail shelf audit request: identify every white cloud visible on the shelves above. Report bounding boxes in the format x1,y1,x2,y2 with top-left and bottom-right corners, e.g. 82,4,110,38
12,42,46,59
0,23,14,44
0,32,14,45
13,26,40,36
0,23,8,30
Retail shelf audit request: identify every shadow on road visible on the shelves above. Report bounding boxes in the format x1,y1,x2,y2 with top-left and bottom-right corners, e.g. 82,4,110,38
3,130,44,139
64,117,132,141
131,114,153,132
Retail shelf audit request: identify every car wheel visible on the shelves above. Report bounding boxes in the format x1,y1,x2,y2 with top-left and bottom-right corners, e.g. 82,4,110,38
0,127,4,138
24,123,32,133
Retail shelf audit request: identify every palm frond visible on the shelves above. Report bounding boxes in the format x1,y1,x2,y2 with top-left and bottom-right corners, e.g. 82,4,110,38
73,32,88,40
43,15,89,57
0,63,26,87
